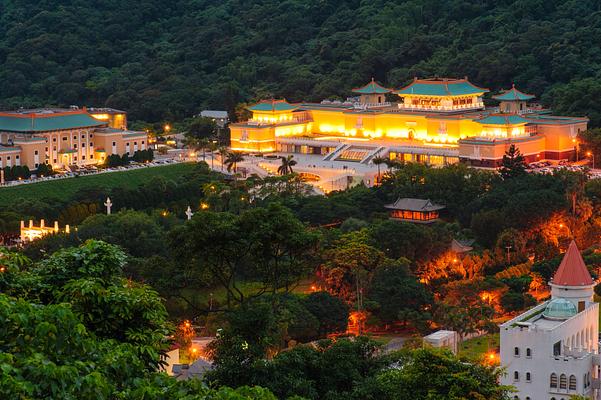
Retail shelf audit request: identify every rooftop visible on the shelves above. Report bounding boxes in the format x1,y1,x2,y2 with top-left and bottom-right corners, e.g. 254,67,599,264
551,241,594,287
395,77,489,97
247,99,298,113
0,109,106,132
352,78,392,94
385,198,445,212
492,84,535,102
475,114,530,125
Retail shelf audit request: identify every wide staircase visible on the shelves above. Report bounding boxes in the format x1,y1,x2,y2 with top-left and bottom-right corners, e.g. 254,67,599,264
323,144,349,161
335,146,373,162
361,146,386,164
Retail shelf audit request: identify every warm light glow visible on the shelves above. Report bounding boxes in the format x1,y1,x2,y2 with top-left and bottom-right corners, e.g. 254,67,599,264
164,124,171,131
200,203,209,210
161,211,168,217
587,152,592,157
0,266,5,273
91,113,110,120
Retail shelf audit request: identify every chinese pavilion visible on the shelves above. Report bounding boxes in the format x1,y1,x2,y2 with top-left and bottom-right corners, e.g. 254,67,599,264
229,76,588,167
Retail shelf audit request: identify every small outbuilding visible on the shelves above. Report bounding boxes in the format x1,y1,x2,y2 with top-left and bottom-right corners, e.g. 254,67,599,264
385,198,445,223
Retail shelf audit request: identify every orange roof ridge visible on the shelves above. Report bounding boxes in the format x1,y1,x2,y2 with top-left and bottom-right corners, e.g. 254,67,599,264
551,241,593,286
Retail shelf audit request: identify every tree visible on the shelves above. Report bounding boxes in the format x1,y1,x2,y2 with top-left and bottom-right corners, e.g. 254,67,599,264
372,156,387,182
370,348,510,400
499,144,527,179
368,259,432,329
35,163,54,176
277,155,297,175
186,116,217,139
302,291,349,336
225,151,245,173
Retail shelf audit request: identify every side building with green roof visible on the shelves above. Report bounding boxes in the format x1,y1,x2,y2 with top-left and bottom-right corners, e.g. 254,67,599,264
0,107,148,172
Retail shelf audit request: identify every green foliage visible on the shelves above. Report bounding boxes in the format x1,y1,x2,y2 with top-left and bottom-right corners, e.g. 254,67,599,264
2,165,31,181
368,259,432,326
185,117,217,139
500,144,527,179
35,163,54,177
302,291,349,337
0,0,600,128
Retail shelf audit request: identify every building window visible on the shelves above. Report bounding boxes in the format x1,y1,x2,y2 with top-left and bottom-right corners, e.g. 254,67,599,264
53,159,57,163
15,155,19,160
53,138,56,142
34,150,38,155
82,155,86,160
526,348,531,358
514,371,519,381
112,141,116,146
514,347,520,357
142,141,145,144
62,137,67,141
550,373,558,388
553,341,561,356
73,135,76,140
526,372,531,382
90,142,93,147
90,154,94,159
569,375,576,390
559,374,567,389
74,156,77,161
45,147,48,151
34,163,38,168
89,134,93,138
81,134,85,139
74,144,77,149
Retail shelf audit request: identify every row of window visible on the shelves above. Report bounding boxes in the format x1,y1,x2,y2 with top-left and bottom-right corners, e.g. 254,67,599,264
513,371,532,382
514,347,532,357
550,373,582,390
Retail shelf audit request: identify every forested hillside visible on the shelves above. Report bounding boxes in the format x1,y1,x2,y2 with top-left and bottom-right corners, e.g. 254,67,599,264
1,0,601,125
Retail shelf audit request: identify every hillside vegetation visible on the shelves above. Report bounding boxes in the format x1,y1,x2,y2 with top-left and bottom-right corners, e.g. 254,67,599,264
1,0,600,125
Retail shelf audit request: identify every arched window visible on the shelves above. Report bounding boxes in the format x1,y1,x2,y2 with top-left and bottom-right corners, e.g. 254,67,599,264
526,372,531,381
525,397,530,400
569,375,576,390
526,348,531,357
514,371,519,381
550,373,558,388
560,374,567,389
514,347,520,357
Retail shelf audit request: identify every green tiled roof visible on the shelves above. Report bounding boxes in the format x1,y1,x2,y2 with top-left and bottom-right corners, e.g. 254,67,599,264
247,100,298,112
476,114,529,125
395,78,489,96
0,146,20,153
492,85,535,101
59,149,77,154
352,79,392,94
0,112,105,132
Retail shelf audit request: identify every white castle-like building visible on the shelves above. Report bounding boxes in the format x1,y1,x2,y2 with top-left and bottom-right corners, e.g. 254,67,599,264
500,241,600,400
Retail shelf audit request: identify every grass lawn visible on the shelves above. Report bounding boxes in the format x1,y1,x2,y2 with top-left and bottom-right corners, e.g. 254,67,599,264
0,162,196,206
459,333,500,362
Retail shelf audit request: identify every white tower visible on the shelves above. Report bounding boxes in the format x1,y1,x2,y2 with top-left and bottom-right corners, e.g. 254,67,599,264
500,241,599,400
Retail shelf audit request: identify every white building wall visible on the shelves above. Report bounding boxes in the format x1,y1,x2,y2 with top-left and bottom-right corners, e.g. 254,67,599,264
500,303,599,400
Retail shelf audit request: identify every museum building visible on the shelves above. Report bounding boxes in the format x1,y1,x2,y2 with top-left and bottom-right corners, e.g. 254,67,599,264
0,107,147,170
230,77,588,167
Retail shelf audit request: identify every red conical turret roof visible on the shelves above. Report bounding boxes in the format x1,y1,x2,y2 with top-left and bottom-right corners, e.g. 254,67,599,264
551,241,593,286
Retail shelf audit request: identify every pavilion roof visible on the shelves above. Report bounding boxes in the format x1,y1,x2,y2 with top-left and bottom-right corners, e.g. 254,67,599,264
385,198,445,212
551,241,594,286
475,114,530,125
492,84,535,101
395,77,489,97
352,78,392,94
0,110,106,133
247,99,298,113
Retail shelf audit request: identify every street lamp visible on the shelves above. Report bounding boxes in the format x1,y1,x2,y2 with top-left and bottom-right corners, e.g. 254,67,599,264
587,152,595,169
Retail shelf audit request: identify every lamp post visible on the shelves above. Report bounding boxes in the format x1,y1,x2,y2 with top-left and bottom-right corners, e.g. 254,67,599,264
587,152,595,169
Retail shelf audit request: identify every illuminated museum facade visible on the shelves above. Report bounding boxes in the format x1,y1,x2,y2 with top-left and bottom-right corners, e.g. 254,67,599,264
0,107,147,170
230,77,588,167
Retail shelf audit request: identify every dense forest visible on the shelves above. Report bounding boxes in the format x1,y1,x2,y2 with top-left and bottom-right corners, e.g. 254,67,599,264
1,0,601,125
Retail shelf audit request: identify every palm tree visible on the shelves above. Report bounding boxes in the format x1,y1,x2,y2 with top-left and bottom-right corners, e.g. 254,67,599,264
218,146,229,171
224,151,245,174
372,156,387,182
277,155,297,175
207,141,218,170
197,138,210,161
